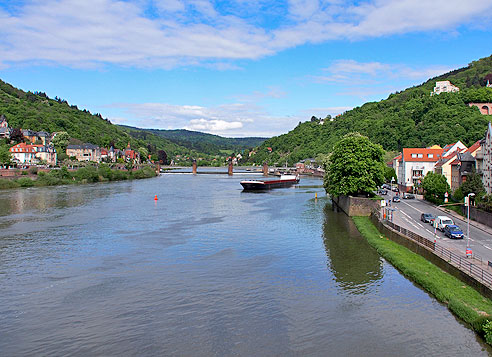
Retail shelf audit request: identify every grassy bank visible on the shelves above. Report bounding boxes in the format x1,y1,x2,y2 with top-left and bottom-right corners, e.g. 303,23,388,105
0,164,157,189
352,216,492,345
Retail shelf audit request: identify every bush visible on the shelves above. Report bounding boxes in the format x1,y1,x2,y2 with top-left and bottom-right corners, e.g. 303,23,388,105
74,167,99,183
98,164,113,180
0,178,20,189
17,177,34,187
28,167,38,175
21,170,28,175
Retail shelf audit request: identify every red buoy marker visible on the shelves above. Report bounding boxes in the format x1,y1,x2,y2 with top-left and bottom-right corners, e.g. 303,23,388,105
154,195,158,201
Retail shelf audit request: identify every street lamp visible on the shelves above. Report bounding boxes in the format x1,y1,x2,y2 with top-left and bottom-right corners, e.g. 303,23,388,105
466,193,475,257
391,177,394,193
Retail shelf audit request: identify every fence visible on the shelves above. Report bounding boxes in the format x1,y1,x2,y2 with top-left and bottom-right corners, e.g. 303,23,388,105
376,212,492,288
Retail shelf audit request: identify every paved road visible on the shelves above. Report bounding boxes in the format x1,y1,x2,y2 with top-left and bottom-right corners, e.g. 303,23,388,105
382,190,492,264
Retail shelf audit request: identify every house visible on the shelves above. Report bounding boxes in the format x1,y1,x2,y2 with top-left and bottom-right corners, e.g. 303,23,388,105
0,115,10,139
123,143,140,163
66,143,101,162
22,129,50,145
481,122,492,194
434,150,462,188
398,147,444,192
9,143,57,165
432,81,459,95
442,141,467,157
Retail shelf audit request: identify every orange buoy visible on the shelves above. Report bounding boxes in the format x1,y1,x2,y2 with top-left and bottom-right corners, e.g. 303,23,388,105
154,195,158,201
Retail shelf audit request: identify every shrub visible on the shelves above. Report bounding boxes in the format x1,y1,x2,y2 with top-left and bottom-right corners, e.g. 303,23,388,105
74,167,99,183
21,170,28,175
17,177,34,187
28,167,38,175
0,178,20,189
98,164,113,180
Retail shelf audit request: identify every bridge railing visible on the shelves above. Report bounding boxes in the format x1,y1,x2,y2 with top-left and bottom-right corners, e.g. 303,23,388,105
375,211,492,288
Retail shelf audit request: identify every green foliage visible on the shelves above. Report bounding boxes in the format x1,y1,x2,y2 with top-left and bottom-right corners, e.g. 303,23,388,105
484,321,492,344
249,55,492,164
421,172,450,204
17,177,34,187
0,178,19,189
0,144,12,167
353,216,492,344
459,172,485,199
74,167,99,183
384,166,397,182
324,133,385,196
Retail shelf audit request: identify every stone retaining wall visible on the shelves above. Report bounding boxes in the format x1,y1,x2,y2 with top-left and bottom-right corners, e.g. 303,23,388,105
332,195,380,216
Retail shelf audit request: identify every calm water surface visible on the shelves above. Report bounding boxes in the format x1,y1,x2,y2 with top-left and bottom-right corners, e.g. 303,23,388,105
0,172,490,356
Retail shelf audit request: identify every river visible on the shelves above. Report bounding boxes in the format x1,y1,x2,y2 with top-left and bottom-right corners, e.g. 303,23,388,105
0,172,490,355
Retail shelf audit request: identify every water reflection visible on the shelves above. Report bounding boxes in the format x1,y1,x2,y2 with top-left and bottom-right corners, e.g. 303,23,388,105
323,203,383,294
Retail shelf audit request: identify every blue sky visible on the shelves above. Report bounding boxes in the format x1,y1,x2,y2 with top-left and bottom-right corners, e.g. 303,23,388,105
1,0,492,137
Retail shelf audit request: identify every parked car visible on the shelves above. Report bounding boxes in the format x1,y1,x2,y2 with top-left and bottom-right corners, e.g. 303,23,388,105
379,189,388,195
382,184,390,189
444,225,464,239
392,196,400,202
435,216,454,231
403,193,415,199
420,213,435,223
392,186,399,192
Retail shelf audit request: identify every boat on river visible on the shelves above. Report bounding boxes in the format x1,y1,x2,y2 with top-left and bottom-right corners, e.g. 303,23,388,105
240,174,300,190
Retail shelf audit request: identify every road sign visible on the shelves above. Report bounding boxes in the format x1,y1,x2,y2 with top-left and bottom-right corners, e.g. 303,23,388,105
466,249,472,257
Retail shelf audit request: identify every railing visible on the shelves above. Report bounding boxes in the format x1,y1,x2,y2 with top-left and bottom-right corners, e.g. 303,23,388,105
375,211,492,288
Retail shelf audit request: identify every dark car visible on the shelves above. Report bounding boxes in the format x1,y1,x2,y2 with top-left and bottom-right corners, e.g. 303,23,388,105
403,193,415,199
421,213,435,223
379,189,388,195
444,225,464,239
392,196,400,202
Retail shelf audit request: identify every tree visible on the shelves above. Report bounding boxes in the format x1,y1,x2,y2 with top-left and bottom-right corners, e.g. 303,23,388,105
138,147,149,160
158,150,168,165
324,133,385,196
421,172,450,204
9,128,24,143
453,172,485,201
0,145,12,167
384,166,397,182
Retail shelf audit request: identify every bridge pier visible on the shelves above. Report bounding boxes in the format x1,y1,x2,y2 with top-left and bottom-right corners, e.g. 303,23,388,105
192,159,197,175
228,161,233,175
263,162,268,176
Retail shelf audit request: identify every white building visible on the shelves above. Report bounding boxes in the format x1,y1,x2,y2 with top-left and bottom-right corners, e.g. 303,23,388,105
398,147,444,192
482,122,492,194
432,81,459,95
9,143,57,166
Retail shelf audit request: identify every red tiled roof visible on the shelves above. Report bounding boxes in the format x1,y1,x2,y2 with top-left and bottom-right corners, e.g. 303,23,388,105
402,148,443,162
466,140,481,154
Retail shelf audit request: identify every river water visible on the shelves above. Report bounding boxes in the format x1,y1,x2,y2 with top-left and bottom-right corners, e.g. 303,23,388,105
0,172,490,356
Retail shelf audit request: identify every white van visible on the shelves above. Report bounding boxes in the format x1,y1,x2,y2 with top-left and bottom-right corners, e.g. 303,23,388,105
435,216,454,231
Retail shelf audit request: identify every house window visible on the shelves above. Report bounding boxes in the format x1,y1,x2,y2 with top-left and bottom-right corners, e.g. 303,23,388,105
417,153,423,158
411,154,417,158
428,154,433,158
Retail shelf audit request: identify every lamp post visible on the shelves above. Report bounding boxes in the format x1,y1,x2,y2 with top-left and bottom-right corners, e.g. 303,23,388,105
466,193,475,257
391,177,394,194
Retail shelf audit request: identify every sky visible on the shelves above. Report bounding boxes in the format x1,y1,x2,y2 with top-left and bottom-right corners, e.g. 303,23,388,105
0,1,492,138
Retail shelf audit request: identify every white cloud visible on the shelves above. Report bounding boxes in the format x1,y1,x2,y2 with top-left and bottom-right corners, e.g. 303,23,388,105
185,119,243,131
108,100,304,137
315,59,454,83
0,0,491,68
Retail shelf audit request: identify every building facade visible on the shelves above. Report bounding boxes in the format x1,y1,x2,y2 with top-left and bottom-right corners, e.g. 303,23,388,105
398,147,444,192
9,143,57,165
66,143,101,162
482,122,492,194
432,81,459,95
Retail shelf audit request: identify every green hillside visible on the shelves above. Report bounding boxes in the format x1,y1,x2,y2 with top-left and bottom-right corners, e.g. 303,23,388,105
249,54,492,165
120,126,267,155
0,79,212,160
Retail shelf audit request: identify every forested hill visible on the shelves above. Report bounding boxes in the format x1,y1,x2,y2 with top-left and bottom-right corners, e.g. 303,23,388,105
249,54,492,166
0,79,197,156
120,126,267,155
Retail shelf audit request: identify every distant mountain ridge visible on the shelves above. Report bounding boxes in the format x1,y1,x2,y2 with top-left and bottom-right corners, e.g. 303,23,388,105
119,126,267,155
248,54,492,165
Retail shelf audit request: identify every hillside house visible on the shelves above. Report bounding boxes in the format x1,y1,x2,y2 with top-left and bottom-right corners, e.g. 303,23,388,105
0,115,10,139
398,147,444,192
66,143,101,162
432,81,459,95
9,143,57,165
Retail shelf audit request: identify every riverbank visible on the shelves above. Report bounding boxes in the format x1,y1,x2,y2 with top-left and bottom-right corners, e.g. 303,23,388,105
0,164,157,189
352,216,492,345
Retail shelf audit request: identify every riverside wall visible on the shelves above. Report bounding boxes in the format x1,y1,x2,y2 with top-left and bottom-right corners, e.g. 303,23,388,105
332,195,380,216
369,214,492,300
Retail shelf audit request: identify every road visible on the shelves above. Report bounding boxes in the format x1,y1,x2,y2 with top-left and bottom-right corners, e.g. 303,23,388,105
383,190,492,264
